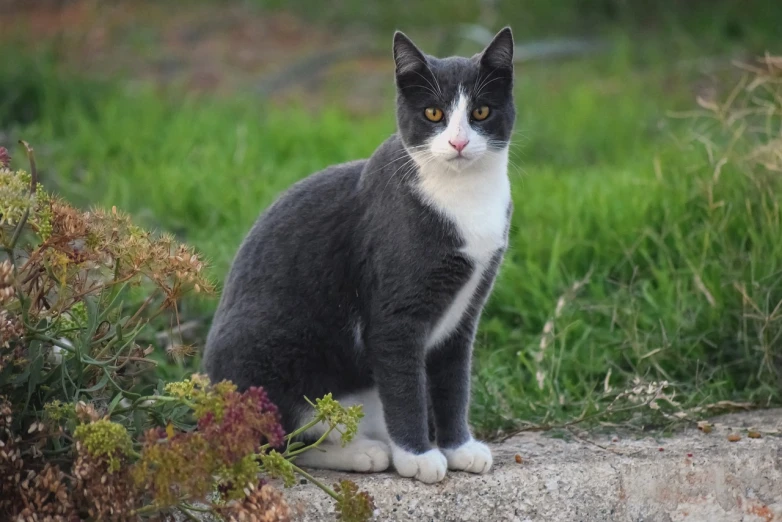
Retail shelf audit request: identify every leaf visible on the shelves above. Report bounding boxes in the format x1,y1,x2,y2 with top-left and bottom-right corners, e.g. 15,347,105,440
23,340,44,417
97,283,129,322
133,407,146,437
78,373,110,395
107,393,124,416
81,295,100,346
286,442,306,453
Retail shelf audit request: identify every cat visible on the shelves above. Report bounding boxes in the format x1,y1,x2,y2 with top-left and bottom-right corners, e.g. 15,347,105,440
203,27,515,484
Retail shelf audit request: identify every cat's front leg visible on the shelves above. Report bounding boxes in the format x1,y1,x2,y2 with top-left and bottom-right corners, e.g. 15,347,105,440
369,326,447,484
427,330,493,474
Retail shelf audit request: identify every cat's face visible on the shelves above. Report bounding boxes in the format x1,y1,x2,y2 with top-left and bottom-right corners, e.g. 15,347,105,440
393,28,515,172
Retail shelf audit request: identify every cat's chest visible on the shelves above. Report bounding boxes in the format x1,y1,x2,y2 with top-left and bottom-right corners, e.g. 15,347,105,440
416,163,511,350
417,166,511,267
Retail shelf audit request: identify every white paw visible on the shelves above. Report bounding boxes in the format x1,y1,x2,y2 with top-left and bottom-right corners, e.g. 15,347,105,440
391,445,447,483
350,440,391,472
441,439,493,474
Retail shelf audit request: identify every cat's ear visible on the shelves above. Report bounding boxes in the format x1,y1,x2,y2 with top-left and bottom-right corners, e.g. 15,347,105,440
480,27,514,71
393,31,427,76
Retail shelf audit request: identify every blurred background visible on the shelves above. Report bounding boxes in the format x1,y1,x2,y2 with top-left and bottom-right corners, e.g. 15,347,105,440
1,0,781,435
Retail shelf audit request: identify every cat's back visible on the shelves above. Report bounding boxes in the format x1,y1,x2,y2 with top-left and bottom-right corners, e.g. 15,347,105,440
213,159,366,318
261,159,366,228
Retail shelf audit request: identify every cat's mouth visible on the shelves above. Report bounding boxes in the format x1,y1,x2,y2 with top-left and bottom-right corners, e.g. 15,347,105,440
447,154,472,163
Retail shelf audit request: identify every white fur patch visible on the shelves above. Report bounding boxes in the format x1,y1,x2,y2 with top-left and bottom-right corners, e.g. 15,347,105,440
295,439,391,472
293,389,390,472
297,388,389,444
425,268,485,350
428,89,476,161
412,87,511,350
391,443,448,483
441,439,493,474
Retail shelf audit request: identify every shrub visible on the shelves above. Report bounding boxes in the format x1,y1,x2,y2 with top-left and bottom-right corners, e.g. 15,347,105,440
0,143,374,521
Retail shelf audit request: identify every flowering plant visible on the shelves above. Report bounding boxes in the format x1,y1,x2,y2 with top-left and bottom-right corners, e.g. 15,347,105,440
0,143,374,521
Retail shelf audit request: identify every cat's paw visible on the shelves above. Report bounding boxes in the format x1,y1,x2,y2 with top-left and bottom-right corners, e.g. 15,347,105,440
441,439,493,474
350,440,391,472
391,445,447,483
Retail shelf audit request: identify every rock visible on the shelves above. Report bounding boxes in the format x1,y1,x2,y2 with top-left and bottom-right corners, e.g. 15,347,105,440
281,409,782,521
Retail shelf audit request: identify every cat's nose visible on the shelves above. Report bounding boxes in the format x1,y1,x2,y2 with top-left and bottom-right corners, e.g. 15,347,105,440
448,139,469,153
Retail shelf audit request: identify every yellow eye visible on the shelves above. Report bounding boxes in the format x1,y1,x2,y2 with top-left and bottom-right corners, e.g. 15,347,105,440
472,106,490,121
424,107,444,122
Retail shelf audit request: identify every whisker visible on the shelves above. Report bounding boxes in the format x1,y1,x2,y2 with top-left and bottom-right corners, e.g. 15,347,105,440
423,62,445,99
472,72,492,99
409,70,443,101
366,144,430,176
474,75,511,98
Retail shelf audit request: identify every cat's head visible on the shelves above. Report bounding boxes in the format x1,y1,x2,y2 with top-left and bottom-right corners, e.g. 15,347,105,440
393,27,515,172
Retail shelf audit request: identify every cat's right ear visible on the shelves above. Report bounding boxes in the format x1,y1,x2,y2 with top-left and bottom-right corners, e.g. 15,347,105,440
393,31,427,77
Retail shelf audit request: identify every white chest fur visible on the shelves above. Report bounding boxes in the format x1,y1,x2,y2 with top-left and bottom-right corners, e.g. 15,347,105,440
415,149,511,350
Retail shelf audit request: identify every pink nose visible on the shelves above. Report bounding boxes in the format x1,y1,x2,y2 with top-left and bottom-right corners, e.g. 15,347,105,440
448,139,469,153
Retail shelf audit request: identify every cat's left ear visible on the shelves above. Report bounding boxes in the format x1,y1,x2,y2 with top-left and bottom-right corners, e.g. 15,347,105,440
480,27,514,71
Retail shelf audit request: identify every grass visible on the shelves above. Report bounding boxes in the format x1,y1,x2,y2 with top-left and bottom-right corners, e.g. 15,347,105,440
2,5,782,436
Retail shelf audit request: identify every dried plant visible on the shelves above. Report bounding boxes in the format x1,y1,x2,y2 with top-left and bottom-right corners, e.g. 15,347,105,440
0,143,374,521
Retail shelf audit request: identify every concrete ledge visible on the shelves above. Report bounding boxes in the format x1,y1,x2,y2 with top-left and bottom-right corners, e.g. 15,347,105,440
283,409,782,521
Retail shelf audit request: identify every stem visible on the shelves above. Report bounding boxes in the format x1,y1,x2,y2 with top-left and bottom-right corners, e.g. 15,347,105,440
176,505,201,522
286,426,333,457
283,417,322,440
140,394,196,409
258,417,324,454
133,505,162,516
179,503,213,514
30,334,76,354
66,274,135,303
127,290,158,326
19,140,38,196
112,394,196,414
7,141,38,250
288,462,339,501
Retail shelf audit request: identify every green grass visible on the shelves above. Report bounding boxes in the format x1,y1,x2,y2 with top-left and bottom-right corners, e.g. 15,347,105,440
2,17,782,436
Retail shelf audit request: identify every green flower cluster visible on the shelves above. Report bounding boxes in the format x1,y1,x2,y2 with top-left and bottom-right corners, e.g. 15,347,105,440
310,393,364,446
43,400,75,423
165,373,236,422
334,480,375,522
0,168,35,227
259,450,296,488
73,419,133,473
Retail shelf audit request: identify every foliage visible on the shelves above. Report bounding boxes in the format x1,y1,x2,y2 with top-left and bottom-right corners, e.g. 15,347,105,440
0,146,373,521
475,55,782,436
2,0,782,475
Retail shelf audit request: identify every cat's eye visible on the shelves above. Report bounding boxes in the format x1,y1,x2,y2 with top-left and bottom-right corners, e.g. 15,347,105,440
472,106,490,121
424,107,444,122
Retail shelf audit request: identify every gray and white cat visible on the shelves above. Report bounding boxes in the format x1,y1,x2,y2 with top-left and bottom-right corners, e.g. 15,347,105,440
203,27,515,484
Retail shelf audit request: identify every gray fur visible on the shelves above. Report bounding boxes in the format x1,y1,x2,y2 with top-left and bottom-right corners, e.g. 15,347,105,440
203,28,515,455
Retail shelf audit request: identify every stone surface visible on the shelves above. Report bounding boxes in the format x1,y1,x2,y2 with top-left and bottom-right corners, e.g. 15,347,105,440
277,409,782,522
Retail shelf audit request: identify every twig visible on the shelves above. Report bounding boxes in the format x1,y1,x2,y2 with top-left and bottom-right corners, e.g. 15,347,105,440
176,504,202,522
287,462,340,501
498,392,666,442
7,141,38,250
565,427,645,457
